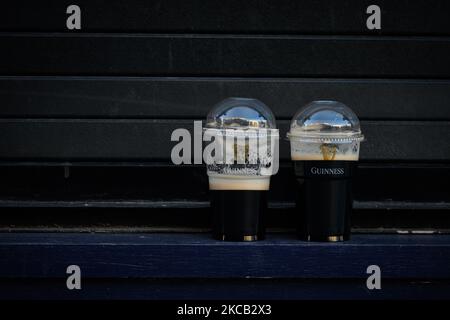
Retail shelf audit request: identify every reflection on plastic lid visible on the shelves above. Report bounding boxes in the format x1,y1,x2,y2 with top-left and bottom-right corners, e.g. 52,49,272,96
205,97,277,129
287,100,364,143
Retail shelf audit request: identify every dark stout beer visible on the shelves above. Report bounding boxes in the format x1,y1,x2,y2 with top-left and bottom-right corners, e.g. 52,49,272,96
294,160,354,241
211,190,267,241
204,98,279,241
287,101,364,242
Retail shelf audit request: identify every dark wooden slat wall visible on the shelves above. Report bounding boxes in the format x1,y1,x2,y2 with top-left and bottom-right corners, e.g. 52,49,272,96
0,2,449,163
2,34,450,77
1,0,450,35
0,2,447,204
0,119,449,161
0,8,447,206
1,77,450,120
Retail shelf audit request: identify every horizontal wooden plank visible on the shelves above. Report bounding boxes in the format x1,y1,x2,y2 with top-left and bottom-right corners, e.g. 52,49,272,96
0,119,449,161
1,34,450,77
0,233,449,279
0,164,448,216
1,0,450,35
1,199,449,210
1,201,450,233
2,77,450,119
2,279,450,300
1,203,449,234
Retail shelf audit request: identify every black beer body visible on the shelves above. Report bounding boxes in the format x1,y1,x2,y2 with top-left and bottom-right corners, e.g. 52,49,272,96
211,190,267,241
294,161,355,241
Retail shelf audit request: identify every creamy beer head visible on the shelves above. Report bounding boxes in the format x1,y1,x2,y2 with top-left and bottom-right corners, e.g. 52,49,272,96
287,100,364,161
203,97,279,190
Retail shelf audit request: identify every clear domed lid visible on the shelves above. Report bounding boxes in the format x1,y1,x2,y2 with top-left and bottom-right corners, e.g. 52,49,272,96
205,97,277,129
287,100,364,143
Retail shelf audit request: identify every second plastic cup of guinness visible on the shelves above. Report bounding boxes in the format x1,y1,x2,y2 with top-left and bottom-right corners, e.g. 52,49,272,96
203,98,279,241
287,101,364,242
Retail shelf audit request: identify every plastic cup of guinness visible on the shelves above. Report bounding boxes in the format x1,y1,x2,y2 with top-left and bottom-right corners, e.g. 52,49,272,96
203,98,279,241
287,100,364,242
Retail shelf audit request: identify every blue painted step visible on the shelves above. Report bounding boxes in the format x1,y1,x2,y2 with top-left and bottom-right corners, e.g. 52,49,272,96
0,233,449,279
